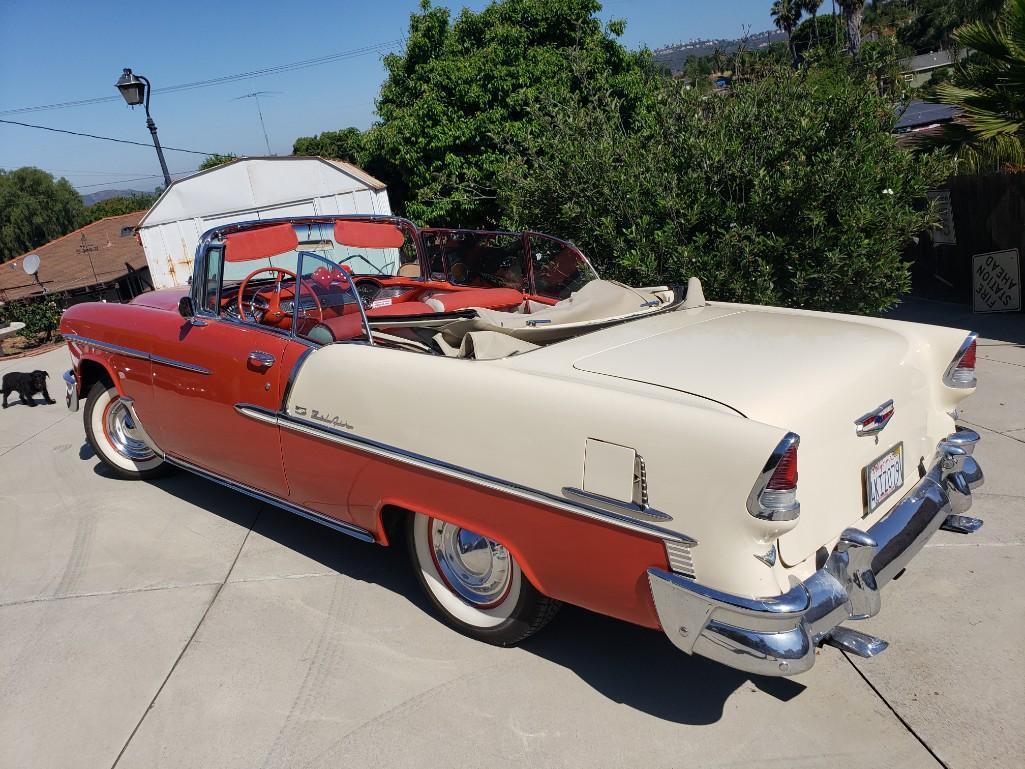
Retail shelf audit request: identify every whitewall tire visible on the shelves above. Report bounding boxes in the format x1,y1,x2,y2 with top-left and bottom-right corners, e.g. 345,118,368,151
407,512,560,645
84,383,168,480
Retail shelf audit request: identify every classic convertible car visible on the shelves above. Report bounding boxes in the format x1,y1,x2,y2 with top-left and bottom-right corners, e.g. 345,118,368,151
60,215,985,676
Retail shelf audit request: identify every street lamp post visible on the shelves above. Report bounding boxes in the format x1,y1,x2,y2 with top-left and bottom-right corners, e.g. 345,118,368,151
115,68,172,189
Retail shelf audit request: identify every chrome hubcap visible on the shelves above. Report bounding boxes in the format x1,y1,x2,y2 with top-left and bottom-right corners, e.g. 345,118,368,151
429,520,512,606
104,400,155,461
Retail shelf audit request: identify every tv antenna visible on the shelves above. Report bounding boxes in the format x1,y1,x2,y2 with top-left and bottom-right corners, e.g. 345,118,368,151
234,91,281,155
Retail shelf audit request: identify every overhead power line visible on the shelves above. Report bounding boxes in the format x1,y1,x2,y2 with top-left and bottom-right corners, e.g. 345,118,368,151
0,118,217,155
0,39,402,117
76,171,192,190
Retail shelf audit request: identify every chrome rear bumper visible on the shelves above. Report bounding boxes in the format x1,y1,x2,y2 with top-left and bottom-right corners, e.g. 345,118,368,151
647,430,984,677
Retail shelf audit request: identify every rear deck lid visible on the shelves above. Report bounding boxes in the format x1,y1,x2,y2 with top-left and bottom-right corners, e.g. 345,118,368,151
573,309,929,565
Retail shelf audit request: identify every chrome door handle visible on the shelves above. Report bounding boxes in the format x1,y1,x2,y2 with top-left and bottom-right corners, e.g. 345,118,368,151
248,351,276,369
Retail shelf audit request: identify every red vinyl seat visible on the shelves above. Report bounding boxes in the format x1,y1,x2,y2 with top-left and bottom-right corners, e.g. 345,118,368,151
309,301,437,342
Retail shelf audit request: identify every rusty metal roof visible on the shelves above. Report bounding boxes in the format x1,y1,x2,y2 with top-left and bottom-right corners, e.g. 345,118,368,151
0,211,147,302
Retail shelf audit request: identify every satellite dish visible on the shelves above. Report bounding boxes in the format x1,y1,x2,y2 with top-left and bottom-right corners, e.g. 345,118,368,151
23,254,40,276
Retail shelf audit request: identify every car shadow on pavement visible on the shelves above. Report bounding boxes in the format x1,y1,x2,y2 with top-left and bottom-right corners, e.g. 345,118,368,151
92,459,806,725
520,605,804,724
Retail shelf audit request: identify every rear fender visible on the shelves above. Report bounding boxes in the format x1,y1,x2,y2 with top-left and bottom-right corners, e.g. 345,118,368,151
357,472,669,629
374,495,550,597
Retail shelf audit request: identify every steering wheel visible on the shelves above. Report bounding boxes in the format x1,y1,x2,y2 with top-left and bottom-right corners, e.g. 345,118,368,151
238,267,323,327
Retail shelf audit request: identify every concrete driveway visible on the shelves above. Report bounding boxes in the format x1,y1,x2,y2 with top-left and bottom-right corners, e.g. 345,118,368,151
1,301,1022,769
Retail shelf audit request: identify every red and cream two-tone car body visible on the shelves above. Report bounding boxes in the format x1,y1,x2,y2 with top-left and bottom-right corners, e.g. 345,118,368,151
60,215,985,676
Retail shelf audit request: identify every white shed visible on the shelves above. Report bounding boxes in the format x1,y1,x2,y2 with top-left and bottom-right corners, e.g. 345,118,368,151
137,156,392,288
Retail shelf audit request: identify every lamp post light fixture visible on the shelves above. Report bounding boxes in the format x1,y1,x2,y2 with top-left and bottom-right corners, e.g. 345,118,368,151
115,68,172,189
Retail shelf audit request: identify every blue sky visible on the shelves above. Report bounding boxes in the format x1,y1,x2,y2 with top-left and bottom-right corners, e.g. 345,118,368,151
0,0,774,193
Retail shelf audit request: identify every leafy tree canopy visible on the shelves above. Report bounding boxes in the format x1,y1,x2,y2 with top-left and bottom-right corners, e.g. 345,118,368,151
80,192,159,225
0,167,84,263
878,0,1004,52
293,127,365,164
294,0,648,227
198,153,239,171
497,58,951,315
931,0,1025,172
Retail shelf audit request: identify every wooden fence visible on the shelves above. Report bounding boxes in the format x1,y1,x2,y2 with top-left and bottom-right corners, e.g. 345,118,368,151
909,173,1024,314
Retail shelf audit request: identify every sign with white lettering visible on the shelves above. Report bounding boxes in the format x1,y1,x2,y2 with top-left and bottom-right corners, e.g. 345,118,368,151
972,249,1021,314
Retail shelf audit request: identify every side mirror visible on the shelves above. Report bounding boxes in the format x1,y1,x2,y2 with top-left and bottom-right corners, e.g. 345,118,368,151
178,296,196,319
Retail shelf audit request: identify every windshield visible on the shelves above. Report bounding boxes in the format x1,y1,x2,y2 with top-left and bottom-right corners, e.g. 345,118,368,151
220,219,420,284
422,229,598,300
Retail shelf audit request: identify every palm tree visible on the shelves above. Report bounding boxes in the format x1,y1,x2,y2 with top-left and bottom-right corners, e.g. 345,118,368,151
771,0,803,63
802,0,824,46
837,0,866,55
934,0,1025,172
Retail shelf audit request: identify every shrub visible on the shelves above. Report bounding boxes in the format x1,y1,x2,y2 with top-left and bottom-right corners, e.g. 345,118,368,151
498,61,951,315
2,297,63,346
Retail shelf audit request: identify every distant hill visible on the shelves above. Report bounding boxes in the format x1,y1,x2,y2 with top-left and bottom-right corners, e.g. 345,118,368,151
80,188,151,206
652,30,788,73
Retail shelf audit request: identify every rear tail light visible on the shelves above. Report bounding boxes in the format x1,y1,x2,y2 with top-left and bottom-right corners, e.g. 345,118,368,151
943,333,978,389
747,433,801,522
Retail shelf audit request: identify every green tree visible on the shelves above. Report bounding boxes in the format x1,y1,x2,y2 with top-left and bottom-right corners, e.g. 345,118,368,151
293,127,365,163
801,0,824,45
895,0,1003,52
355,0,648,227
838,0,866,55
0,167,84,263
80,192,158,225
198,153,238,171
858,36,910,98
933,0,1025,172
772,0,803,62
791,12,843,56
497,59,950,315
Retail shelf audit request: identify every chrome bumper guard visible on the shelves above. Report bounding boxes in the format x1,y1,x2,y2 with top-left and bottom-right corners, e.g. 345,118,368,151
63,369,79,413
647,430,984,677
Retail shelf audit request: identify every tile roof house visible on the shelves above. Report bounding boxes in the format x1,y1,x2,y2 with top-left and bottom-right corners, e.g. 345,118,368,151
0,211,150,303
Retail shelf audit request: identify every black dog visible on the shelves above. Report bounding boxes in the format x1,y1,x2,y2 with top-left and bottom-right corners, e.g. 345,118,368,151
2,370,55,408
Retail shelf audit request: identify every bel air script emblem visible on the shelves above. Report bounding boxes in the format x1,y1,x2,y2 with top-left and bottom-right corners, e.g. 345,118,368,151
294,405,353,431
855,399,895,438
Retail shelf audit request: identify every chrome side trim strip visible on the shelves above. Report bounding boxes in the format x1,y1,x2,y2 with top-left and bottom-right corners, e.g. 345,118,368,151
163,454,376,543
150,354,212,375
235,403,695,544
63,333,148,361
561,486,672,523
64,333,211,376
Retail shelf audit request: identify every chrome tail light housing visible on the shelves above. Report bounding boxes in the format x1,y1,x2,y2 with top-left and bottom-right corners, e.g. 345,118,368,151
943,332,978,389
747,432,800,522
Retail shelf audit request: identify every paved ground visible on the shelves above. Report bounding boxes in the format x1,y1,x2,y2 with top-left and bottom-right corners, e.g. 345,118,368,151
1,299,1022,769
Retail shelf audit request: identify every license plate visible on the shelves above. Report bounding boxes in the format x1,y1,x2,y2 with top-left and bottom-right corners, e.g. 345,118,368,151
863,442,904,515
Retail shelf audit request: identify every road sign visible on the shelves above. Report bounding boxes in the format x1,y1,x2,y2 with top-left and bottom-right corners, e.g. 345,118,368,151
972,249,1021,314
